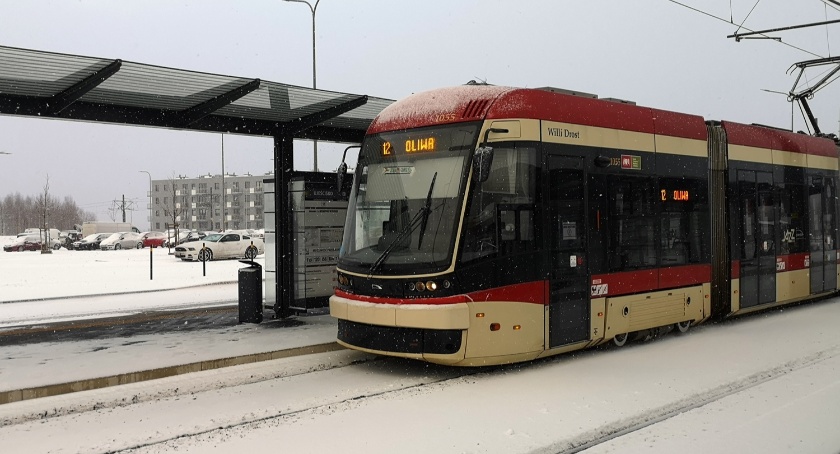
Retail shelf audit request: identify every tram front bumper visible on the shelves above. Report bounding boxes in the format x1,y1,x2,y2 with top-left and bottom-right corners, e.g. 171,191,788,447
329,294,470,330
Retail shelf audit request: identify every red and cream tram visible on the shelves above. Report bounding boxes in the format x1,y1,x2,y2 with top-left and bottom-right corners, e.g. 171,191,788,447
329,85,839,366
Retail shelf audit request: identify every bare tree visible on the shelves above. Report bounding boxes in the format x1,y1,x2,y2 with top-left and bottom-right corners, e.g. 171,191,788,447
36,175,54,253
161,174,187,245
0,191,94,235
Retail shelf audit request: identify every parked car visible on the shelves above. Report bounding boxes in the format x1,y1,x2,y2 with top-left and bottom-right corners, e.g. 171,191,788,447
3,236,42,252
162,231,206,248
140,231,166,248
73,233,112,251
175,232,264,261
100,232,143,250
16,230,61,250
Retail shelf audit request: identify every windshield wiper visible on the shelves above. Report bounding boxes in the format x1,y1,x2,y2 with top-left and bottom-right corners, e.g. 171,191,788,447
417,172,437,249
368,173,438,276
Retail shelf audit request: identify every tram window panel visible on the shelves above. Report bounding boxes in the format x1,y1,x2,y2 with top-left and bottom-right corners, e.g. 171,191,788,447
823,178,836,251
660,213,688,265
737,175,758,260
461,145,537,262
608,177,657,271
779,184,808,255
757,187,775,255
809,177,824,252
659,177,709,265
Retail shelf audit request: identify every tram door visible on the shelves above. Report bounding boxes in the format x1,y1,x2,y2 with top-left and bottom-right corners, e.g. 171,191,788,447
808,176,837,294
546,154,590,348
737,170,776,308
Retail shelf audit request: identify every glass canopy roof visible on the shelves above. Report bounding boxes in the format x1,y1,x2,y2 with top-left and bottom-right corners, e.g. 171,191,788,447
0,45,393,142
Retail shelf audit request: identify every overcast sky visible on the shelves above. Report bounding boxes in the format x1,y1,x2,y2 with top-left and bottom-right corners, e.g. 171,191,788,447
1,0,839,229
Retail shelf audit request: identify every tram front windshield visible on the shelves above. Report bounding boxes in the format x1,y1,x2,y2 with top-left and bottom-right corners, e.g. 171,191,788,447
339,123,480,274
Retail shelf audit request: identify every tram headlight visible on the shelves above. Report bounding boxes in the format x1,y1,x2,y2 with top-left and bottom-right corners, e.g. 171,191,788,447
425,281,437,292
415,281,426,292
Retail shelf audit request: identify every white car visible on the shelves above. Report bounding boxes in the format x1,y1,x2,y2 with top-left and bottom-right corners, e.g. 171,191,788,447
174,232,264,261
100,232,143,250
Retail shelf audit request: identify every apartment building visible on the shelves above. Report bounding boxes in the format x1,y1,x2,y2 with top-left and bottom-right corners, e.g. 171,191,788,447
149,172,272,232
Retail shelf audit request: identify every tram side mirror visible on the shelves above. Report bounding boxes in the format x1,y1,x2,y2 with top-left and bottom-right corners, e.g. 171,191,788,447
473,146,495,183
337,145,360,192
336,161,348,192
474,127,508,183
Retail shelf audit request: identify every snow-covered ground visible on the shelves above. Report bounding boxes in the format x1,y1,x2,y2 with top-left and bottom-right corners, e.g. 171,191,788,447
2,235,840,453
1,298,838,453
0,235,262,325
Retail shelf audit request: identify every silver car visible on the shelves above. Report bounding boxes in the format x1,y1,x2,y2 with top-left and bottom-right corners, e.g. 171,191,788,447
100,232,143,250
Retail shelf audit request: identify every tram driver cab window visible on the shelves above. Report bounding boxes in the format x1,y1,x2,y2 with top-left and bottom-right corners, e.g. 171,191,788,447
461,145,537,262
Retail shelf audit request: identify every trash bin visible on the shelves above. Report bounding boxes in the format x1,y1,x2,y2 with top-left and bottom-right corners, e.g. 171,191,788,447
238,260,263,323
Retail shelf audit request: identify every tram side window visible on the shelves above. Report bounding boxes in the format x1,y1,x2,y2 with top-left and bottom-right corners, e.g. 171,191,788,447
779,184,807,255
809,178,825,253
461,145,537,262
659,177,708,266
808,177,838,253
608,177,657,271
824,178,836,252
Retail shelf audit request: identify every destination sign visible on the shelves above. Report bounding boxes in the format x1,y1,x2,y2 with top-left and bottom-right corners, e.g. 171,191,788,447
661,189,690,202
382,137,438,156
367,124,480,161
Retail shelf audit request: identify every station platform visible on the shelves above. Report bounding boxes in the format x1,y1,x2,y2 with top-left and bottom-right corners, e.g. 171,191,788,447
0,304,341,404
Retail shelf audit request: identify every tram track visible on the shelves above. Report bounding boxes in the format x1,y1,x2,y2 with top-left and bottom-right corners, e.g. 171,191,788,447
113,343,840,454
111,358,486,454
536,344,840,454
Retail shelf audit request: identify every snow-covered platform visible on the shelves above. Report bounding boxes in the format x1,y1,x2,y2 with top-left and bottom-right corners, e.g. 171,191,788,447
0,305,339,402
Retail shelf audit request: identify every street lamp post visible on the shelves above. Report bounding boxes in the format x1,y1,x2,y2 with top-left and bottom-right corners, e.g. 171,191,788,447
284,0,321,171
221,134,226,232
139,171,152,231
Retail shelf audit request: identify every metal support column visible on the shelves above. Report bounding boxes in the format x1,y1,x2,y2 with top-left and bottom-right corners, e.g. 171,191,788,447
273,134,295,317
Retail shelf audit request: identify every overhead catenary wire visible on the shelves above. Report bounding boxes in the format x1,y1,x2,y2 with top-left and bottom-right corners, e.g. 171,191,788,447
821,0,840,13
665,0,824,57
733,0,764,36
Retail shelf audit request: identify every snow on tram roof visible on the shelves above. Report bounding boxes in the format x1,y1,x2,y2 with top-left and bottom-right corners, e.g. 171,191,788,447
367,85,708,141
368,85,512,134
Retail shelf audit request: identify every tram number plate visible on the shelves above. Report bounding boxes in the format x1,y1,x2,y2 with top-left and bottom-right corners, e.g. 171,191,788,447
591,283,608,297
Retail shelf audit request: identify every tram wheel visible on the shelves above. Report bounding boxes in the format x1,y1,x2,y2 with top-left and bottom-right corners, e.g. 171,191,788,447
612,333,628,347
676,320,691,334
